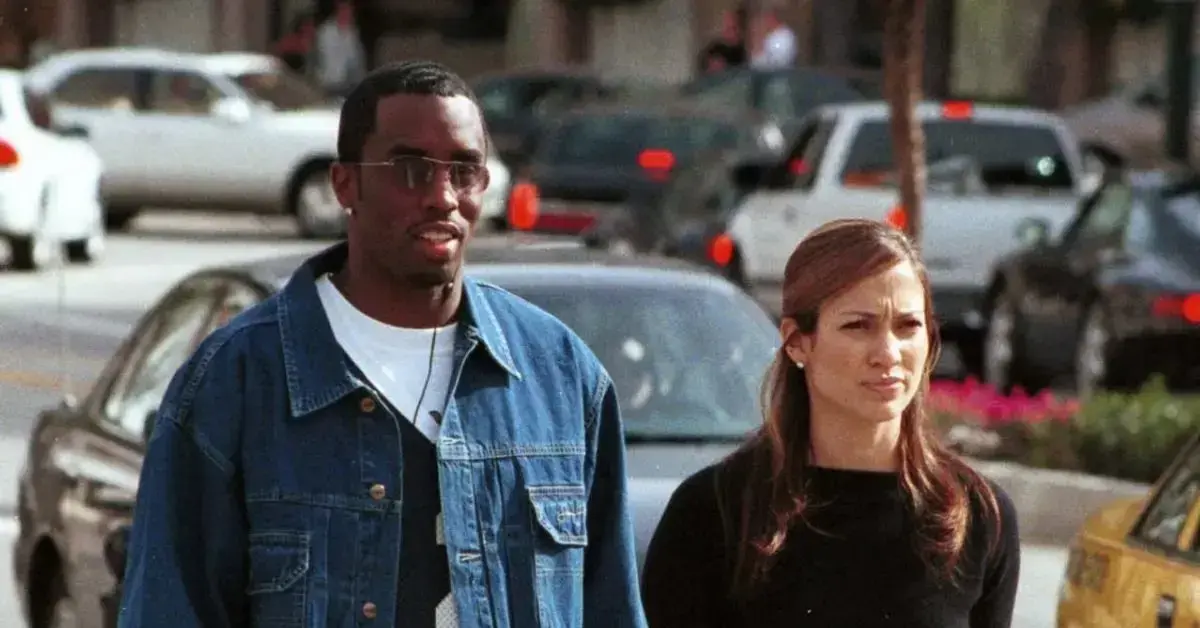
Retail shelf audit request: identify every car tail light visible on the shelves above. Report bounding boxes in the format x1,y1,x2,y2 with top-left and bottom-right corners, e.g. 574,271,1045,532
0,139,18,168
788,158,809,176
638,149,675,181
508,180,539,231
1151,293,1200,324
941,100,974,119
707,233,735,267
884,205,908,231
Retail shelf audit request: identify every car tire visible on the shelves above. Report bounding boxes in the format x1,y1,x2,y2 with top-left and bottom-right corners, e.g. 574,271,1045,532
291,165,345,240
36,571,78,628
982,290,1024,393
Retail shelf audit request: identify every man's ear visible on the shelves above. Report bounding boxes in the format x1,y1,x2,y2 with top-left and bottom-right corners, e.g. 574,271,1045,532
330,161,358,209
779,316,811,366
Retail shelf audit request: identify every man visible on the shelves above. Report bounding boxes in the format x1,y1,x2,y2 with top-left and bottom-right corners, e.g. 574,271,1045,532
749,2,796,70
696,7,747,75
314,0,367,97
119,60,647,628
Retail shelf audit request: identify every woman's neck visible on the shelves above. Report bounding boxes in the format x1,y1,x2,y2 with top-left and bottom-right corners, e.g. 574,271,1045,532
807,410,902,473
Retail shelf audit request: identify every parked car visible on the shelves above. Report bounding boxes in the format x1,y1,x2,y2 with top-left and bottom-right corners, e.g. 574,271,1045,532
581,148,771,287
677,65,876,137
716,101,1090,373
1055,432,1199,627
517,101,784,236
24,48,348,238
1060,54,1200,171
981,168,1200,395
12,241,777,627
0,69,104,271
471,67,622,170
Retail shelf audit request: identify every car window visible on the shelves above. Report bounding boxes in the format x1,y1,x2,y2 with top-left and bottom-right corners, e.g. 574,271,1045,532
49,67,140,111
841,120,1075,190
505,283,778,439
22,88,51,129
538,114,743,168
1133,439,1200,551
475,81,515,117
684,71,753,111
146,70,224,115
761,75,796,119
229,68,329,111
100,280,224,438
1063,182,1133,249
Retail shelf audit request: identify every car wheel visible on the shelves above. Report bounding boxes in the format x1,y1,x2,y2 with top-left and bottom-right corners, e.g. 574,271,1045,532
1074,304,1111,397
65,216,105,264
292,166,345,239
37,572,78,628
983,291,1022,392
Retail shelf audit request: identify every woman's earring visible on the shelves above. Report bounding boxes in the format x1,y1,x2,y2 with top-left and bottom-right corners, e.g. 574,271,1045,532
345,206,354,216
795,361,805,370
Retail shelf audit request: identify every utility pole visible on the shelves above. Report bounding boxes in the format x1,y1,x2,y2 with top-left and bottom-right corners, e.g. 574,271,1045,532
1164,0,1196,164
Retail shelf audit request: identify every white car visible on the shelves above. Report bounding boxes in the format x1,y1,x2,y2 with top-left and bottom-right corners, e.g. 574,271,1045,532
482,151,511,229
25,48,348,238
0,69,104,271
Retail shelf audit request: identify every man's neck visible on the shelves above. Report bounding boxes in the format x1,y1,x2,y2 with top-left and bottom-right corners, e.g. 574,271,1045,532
332,265,462,329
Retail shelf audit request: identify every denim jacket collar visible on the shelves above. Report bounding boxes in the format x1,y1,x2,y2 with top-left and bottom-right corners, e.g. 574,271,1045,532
277,242,522,418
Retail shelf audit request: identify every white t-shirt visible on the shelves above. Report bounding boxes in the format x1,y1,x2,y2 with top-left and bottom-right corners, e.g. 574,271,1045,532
751,25,797,69
315,274,457,442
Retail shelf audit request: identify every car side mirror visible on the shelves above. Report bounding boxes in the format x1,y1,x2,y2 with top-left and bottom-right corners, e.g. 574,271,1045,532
211,97,252,123
53,123,89,139
1016,217,1051,249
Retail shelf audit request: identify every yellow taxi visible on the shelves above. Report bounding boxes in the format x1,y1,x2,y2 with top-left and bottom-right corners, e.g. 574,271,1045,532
1056,432,1199,627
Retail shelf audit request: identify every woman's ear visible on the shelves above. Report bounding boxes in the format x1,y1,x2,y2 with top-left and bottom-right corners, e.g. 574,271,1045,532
779,317,811,367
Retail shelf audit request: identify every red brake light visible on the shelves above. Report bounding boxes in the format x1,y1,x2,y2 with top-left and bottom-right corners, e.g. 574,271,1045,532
0,140,18,167
1151,293,1200,323
788,158,809,176
508,180,539,231
884,205,908,231
707,233,735,267
637,149,675,171
941,101,974,119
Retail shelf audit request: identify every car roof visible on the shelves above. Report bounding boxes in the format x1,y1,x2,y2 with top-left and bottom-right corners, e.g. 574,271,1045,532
557,100,766,126
210,238,736,295
27,47,278,78
815,100,1067,127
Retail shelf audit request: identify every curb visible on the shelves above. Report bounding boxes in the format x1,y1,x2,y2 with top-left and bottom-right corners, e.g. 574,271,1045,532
966,457,1152,546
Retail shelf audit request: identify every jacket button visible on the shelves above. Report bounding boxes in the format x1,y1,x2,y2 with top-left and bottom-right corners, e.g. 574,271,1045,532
369,484,386,500
360,397,376,413
362,601,377,619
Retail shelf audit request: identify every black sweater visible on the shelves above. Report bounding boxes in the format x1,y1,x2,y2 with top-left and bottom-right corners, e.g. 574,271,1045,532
640,458,1021,628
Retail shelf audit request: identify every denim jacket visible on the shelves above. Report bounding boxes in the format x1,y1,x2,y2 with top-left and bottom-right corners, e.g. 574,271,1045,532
118,244,648,628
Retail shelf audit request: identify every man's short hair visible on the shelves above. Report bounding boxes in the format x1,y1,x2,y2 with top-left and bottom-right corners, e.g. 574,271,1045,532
336,59,482,163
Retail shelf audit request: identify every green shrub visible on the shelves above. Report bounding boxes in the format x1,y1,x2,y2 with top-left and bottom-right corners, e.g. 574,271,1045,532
931,376,1200,484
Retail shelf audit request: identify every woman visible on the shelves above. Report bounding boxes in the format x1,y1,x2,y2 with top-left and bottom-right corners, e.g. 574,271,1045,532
641,219,1020,627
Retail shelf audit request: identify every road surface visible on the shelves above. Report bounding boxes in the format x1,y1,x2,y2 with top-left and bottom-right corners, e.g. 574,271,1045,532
0,210,1059,625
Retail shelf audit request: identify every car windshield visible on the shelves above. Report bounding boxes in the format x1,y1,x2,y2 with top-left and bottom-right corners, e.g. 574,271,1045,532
841,120,1075,190
228,68,332,111
507,282,778,440
1160,190,1200,267
539,114,744,168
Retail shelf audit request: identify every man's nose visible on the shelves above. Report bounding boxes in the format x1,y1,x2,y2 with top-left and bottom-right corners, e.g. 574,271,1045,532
421,170,458,214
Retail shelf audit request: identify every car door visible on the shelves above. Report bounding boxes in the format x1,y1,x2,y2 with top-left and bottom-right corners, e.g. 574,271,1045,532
730,115,835,283
139,69,250,207
1118,439,1200,628
42,65,152,204
39,276,227,624
1021,182,1133,366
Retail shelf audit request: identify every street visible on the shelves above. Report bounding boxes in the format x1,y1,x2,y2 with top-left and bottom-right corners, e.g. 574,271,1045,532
0,211,1062,626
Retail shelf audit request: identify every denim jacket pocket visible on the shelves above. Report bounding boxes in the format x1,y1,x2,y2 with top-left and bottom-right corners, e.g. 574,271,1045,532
247,531,311,627
527,487,588,627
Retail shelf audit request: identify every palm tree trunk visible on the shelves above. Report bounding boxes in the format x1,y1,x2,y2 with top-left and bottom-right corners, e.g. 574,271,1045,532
883,0,927,243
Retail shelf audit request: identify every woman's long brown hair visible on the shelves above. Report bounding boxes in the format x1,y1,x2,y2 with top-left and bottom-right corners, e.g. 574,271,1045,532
719,219,1002,597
